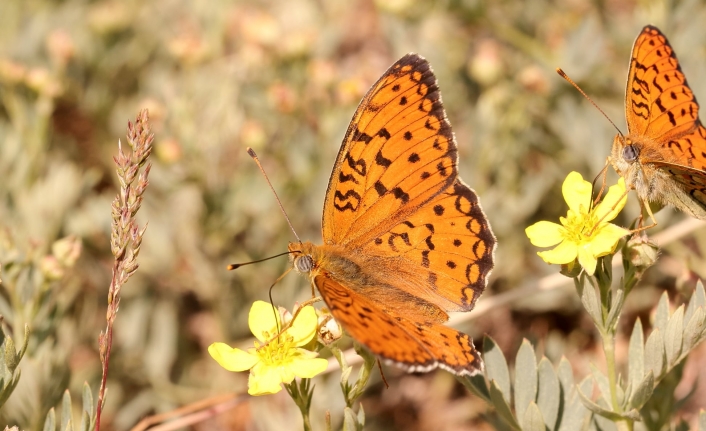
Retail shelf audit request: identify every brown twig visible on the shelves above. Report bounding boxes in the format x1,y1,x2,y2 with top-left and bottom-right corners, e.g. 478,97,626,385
96,109,153,431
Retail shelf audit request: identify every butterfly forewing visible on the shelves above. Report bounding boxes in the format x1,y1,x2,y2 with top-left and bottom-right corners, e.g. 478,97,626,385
322,54,458,246
626,26,699,140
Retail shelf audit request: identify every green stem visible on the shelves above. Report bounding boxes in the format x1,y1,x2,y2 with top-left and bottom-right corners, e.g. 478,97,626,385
602,331,633,431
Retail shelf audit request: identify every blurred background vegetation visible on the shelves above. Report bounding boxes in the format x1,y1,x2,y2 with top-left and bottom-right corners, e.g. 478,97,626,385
1,0,706,429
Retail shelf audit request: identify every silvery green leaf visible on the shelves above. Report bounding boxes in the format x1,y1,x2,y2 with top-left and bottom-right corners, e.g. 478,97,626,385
537,357,560,430
628,370,654,410
644,328,664,378
521,402,545,431
43,408,56,431
489,379,521,430
81,382,95,430
61,390,73,431
558,376,593,431
590,365,611,406
79,412,90,431
577,385,640,421
357,403,365,428
343,407,361,431
459,373,491,402
606,289,624,330
699,409,706,431
627,317,644,394
581,281,602,327
557,357,574,407
654,292,669,335
683,307,705,352
665,305,684,366
695,280,706,309
484,336,511,404
514,339,538,420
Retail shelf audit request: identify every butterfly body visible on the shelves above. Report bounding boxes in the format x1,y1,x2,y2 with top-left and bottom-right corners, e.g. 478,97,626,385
611,25,706,220
288,54,495,375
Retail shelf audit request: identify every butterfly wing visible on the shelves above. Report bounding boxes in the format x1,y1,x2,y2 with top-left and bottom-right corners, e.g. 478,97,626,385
363,179,495,312
647,161,706,218
625,25,700,142
322,54,458,246
314,275,483,375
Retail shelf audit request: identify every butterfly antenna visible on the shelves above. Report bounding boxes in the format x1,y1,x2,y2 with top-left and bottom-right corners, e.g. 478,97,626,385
227,251,295,270
247,147,302,243
556,68,626,141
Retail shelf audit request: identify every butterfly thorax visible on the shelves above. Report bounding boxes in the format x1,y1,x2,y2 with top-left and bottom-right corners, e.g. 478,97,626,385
289,241,365,283
611,133,687,203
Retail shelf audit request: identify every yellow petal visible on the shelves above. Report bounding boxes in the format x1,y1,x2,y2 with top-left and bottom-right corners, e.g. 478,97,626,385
526,221,564,247
537,240,578,264
286,305,318,346
594,178,628,222
577,244,598,276
248,363,283,396
563,172,592,213
249,301,280,342
208,342,259,371
288,355,329,378
589,224,630,257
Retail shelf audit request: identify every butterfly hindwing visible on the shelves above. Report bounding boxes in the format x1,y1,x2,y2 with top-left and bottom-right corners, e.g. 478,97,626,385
314,275,483,375
363,179,495,312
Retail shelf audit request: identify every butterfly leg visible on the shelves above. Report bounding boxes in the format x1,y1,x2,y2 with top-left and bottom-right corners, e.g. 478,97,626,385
591,159,611,208
629,198,658,233
258,295,323,350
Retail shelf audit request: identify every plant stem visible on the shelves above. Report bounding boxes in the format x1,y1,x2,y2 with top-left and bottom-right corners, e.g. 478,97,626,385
602,330,633,431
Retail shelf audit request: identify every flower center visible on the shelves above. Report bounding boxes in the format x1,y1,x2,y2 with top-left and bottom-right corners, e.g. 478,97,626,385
561,204,600,243
255,330,297,366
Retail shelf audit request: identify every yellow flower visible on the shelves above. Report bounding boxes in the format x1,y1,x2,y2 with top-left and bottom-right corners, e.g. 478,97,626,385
525,171,630,276
208,301,328,396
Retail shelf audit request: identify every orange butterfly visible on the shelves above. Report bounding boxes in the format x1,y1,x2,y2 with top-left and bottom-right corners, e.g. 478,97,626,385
611,25,706,221
288,54,496,375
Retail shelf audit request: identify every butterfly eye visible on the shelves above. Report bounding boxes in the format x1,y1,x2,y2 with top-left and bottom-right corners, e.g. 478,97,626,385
294,255,314,273
622,144,639,162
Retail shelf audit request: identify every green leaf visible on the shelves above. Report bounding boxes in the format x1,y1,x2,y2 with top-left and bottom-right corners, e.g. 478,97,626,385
537,357,560,430
605,289,624,330
684,308,706,352
665,305,684,366
342,407,361,431
43,408,56,431
628,317,644,395
521,402,545,431
81,382,95,431
580,279,602,327
699,408,706,431
484,335,511,404
556,357,574,407
694,280,706,309
628,370,654,410
558,376,592,431
459,373,491,402
357,403,365,428
489,379,521,430
61,390,73,431
79,412,90,431
514,339,538,420
644,328,664,378
590,365,611,406
654,291,669,335
577,383,640,421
